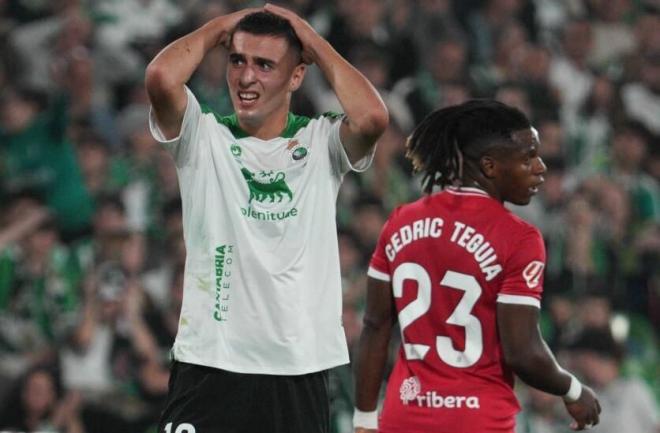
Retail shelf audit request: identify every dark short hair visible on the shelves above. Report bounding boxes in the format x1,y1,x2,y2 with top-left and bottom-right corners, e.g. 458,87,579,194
233,11,302,58
95,193,125,214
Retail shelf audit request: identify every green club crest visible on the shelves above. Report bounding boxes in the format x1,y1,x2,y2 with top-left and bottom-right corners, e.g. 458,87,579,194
230,144,242,157
292,147,308,161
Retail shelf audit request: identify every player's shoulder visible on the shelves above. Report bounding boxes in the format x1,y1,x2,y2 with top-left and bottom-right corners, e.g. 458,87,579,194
197,106,241,138
293,111,344,135
383,195,432,227
502,209,543,241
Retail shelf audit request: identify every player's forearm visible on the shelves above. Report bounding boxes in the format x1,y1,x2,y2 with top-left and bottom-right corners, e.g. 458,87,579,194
354,319,392,411
498,304,573,396
506,337,573,395
146,18,229,92
312,41,389,145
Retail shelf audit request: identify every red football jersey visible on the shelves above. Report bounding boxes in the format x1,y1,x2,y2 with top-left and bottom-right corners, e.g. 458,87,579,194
368,187,546,433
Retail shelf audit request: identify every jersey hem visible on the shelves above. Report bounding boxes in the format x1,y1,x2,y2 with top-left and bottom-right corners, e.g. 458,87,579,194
368,266,391,281
496,294,540,308
172,352,350,376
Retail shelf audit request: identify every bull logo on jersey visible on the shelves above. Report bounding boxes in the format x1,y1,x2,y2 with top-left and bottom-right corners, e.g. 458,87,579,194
522,260,545,288
399,376,421,405
241,168,293,203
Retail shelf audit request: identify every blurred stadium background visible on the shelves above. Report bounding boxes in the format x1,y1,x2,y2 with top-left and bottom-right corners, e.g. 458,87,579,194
0,0,658,432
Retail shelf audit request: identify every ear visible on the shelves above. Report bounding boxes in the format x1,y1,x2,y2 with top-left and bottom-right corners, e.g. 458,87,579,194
288,63,306,92
479,155,498,179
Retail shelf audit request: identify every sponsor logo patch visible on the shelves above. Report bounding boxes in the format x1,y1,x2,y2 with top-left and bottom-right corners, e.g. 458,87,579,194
399,376,480,409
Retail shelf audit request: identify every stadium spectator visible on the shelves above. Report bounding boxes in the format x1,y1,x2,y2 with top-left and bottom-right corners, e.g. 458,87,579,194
587,0,637,70
0,365,84,433
325,0,417,83
393,37,469,125
61,260,166,433
568,327,659,433
550,19,595,118
0,199,81,389
621,50,660,136
0,86,94,237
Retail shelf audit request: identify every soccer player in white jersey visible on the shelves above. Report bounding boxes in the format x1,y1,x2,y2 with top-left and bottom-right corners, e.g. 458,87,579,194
145,4,388,433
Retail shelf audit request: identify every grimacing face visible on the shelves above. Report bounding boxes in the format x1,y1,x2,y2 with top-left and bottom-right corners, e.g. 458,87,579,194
226,31,305,134
492,128,547,205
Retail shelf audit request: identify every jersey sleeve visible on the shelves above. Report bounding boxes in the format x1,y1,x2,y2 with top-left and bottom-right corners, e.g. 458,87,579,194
497,227,546,308
367,217,393,282
149,86,202,167
325,113,376,176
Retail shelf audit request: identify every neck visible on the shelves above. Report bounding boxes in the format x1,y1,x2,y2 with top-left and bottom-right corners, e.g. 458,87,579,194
460,177,501,202
239,110,289,140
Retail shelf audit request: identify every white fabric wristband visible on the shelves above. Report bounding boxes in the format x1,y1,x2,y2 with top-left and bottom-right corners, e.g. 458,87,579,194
353,408,378,429
563,372,583,402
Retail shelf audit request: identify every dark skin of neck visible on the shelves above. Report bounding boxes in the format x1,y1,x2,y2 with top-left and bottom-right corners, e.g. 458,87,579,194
458,161,498,199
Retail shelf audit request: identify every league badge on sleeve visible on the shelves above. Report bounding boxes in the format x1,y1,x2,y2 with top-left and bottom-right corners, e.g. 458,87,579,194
522,261,545,288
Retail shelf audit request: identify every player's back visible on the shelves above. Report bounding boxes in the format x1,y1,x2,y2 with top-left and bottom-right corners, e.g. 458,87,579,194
368,187,546,433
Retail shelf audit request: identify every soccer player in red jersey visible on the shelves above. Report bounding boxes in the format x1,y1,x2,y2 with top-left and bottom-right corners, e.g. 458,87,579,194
353,100,601,433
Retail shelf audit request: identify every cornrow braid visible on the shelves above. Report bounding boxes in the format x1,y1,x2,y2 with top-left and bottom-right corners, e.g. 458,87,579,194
406,100,531,194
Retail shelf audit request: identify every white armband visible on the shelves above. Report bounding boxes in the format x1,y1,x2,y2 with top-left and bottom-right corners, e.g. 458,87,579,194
562,372,583,402
353,408,378,429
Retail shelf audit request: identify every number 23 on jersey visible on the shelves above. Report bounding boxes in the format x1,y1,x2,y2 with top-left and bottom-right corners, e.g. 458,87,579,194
393,263,483,368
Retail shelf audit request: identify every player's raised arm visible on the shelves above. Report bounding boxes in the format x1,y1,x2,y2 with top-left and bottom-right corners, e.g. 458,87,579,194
145,7,259,139
497,304,602,430
263,3,389,163
353,277,396,433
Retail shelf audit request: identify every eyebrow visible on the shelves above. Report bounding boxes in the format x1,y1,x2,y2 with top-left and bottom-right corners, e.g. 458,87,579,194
255,56,276,66
228,52,278,66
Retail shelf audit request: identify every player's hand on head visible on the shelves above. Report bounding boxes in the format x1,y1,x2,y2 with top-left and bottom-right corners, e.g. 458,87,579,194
216,7,263,49
565,385,601,430
263,3,318,64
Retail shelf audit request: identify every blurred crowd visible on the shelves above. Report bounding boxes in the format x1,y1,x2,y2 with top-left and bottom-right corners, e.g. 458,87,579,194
0,0,658,432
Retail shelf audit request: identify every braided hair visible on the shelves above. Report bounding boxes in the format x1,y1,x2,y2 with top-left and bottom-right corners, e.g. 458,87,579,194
406,100,531,194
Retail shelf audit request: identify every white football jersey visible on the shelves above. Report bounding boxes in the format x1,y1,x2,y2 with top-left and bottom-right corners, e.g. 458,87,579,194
149,87,373,375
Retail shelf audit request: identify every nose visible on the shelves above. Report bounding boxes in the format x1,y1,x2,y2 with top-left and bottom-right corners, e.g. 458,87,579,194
239,64,256,87
534,156,547,176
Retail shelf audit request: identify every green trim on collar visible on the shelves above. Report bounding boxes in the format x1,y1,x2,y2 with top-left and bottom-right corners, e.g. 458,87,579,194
200,107,249,138
281,113,311,138
200,105,311,139
319,111,343,121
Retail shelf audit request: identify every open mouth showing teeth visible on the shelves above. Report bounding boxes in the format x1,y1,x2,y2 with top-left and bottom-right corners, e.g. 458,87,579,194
239,92,258,101
529,183,543,193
